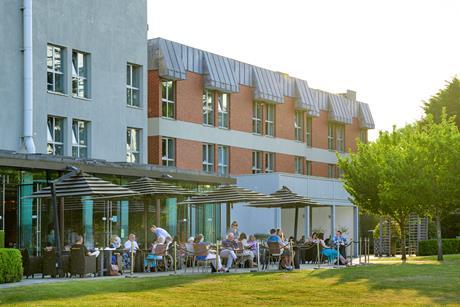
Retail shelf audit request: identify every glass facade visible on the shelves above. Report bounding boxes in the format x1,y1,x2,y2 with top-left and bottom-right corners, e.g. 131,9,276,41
0,166,222,254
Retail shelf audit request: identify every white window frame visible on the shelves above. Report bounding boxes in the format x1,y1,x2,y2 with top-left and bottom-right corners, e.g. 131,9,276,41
126,127,141,163
202,143,214,173
161,80,175,119
127,63,140,107
294,111,303,141
162,137,175,166
265,104,275,137
252,151,262,174
72,50,89,98
218,93,230,128
72,119,88,158
217,145,229,176
47,45,64,93
47,116,65,155
252,101,263,134
295,157,303,174
265,152,275,173
202,90,214,126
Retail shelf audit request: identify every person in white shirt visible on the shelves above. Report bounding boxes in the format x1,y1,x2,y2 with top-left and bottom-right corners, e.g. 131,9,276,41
123,233,139,270
150,225,172,244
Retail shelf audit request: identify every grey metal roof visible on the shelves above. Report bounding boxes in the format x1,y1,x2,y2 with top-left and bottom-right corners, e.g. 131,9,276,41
148,37,373,125
358,102,375,129
294,79,320,117
328,94,353,124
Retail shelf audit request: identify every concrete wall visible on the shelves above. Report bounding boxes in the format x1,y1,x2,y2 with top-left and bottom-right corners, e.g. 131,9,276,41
0,0,148,163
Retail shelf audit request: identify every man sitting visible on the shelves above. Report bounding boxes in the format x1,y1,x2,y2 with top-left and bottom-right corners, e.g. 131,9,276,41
332,230,348,259
220,233,238,272
267,229,293,271
72,235,100,257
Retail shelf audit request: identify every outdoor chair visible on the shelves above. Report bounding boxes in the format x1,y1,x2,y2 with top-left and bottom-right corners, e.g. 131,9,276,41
20,248,43,278
235,241,252,268
69,247,97,277
180,243,195,272
42,249,70,278
193,243,211,272
267,242,282,270
153,244,173,272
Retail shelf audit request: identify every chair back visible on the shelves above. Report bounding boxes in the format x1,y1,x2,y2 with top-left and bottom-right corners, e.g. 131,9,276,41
42,249,57,276
193,243,208,257
154,244,167,256
267,242,281,255
70,247,86,275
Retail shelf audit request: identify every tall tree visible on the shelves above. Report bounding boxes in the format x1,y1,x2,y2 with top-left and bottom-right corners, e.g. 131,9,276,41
424,77,460,128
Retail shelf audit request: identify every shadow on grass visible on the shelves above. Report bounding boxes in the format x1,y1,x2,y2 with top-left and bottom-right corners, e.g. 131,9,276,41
312,258,460,304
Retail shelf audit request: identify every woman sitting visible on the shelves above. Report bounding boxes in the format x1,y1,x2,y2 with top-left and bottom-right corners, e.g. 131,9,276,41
194,234,224,273
238,232,255,267
144,236,166,272
318,236,349,265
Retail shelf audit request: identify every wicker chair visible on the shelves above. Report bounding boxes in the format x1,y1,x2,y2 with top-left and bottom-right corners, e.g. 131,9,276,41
20,248,42,278
193,244,211,272
42,249,70,278
267,242,282,270
69,247,97,277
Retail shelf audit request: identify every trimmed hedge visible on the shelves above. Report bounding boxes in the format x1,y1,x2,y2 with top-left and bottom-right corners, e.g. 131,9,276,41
0,248,23,283
0,230,4,248
418,239,460,256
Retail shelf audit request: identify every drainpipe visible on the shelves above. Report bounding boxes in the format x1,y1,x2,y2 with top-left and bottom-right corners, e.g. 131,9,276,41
23,0,36,153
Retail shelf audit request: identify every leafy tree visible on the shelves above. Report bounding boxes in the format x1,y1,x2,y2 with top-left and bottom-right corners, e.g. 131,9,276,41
424,77,460,128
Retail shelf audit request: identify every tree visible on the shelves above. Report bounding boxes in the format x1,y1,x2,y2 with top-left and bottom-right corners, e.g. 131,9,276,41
423,77,460,128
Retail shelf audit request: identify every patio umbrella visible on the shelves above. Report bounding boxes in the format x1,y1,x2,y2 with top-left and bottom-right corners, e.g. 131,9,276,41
178,184,279,230
247,186,324,241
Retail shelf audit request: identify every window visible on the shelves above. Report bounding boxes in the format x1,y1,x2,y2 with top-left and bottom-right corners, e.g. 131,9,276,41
294,111,303,141
328,164,336,178
265,104,275,136
217,145,229,176
72,120,88,158
161,80,175,118
126,64,140,107
336,125,345,152
47,116,64,155
306,117,312,147
328,123,335,150
360,129,368,144
218,93,230,128
202,90,214,125
126,128,141,163
252,151,262,174
265,152,275,173
202,143,214,173
162,137,175,166
47,45,64,93
252,102,263,134
295,157,303,174
72,51,89,98
306,160,312,176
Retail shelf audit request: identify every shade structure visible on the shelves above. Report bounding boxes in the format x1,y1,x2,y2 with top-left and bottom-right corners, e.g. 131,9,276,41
31,172,138,198
178,184,279,229
247,186,325,240
123,176,195,196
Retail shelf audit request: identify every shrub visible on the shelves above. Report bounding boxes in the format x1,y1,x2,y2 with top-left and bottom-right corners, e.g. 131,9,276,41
0,230,4,248
0,248,23,283
418,239,460,256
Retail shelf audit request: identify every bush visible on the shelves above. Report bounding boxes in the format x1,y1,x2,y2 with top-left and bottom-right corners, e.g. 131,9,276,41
0,230,4,248
418,239,460,256
0,248,23,283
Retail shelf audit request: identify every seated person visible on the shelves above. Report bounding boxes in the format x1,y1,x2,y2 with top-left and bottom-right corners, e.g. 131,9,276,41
238,233,255,267
107,235,122,266
123,233,139,269
144,236,166,272
267,229,292,271
320,237,349,265
72,235,100,257
332,230,348,258
220,233,238,272
194,234,224,272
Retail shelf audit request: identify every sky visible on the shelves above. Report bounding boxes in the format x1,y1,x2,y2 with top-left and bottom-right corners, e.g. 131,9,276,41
147,0,460,140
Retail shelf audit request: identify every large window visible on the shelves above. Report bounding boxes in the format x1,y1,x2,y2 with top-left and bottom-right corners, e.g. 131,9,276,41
252,102,263,134
252,151,262,174
47,45,64,93
161,80,175,118
328,123,335,150
202,143,214,173
295,111,303,141
47,116,64,155
162,137,175,166
306,117,312,147
295,157,303,174
217,145,229,176
360,129,368,144
72,120,88,158
218,93,230,128
336,125,345,152
202,90,214,125
126,128,141,163
126,64,140,107
265,104,275,136
72,51,89,98
306,160,312,176
265,152,275,173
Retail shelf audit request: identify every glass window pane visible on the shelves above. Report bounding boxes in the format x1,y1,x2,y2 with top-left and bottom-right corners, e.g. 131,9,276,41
167,81,173,101
161,81,167,100
55,144,63,156
47,72,54,91
132,89,139,106
127,65,131,85
72,123,78,146
132,66,139,88
55,74,64,93
47,45,53,69
54,47,61,72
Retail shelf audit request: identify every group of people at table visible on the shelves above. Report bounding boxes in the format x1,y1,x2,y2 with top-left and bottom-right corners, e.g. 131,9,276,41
68,220,350,275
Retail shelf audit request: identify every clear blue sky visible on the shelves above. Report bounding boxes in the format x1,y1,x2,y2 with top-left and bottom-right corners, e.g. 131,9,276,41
147,0,460,140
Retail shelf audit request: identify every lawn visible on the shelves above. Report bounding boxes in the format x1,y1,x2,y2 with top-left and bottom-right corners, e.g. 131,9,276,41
1,255,459,306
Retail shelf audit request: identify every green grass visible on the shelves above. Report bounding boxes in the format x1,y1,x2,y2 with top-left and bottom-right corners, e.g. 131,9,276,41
1,255,460,306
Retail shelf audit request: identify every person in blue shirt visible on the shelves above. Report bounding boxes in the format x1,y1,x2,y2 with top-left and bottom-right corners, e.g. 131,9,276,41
150,225,173,244
332,230,347,246
266,229,293,271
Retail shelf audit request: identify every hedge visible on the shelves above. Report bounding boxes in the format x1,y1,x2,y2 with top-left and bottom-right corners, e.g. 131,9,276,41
0,248,23,283
418,239,460,256
0,230,4,248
